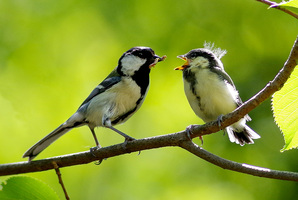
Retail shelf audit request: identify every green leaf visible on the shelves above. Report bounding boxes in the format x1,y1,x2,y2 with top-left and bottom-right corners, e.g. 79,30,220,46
272,66,298,151
270,0,298,15
0,176,59,200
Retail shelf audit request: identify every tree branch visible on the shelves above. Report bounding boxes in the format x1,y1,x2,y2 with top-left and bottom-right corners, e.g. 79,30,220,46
180,140,298,181
0,36,297,181
256,0,298,19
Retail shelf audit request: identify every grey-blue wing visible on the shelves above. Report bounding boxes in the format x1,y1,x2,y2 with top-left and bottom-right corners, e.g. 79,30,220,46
211,67,243,106
211,67,251,121
78,70,121,108
211,67,236,88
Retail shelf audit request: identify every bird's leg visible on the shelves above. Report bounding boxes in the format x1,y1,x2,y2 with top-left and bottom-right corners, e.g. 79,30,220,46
103,118,135,146
185,125,203,145
89,127,101,147
89,127,102,158
108,126,136,142
108,126,136,151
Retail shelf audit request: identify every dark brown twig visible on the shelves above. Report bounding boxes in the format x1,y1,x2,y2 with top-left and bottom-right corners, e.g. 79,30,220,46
53,161,70,200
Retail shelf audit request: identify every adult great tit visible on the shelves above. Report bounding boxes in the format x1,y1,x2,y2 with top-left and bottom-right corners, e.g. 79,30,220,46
175,44,260,146
23,47,166,161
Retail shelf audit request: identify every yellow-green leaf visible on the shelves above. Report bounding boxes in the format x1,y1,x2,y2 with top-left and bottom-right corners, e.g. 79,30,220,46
270,0,298,15
272,66,298,151
0,176,59,200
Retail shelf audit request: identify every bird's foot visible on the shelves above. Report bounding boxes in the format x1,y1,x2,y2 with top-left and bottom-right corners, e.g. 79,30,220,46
125,135,136,142
90,145,101,157
186,125,203,145
185,125,194,140
122,136,136,149
90,146,104,165
217,114,224,128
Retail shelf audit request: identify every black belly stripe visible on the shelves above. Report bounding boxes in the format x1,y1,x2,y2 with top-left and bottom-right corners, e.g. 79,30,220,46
111,96,144,125
111,107,137,125
184,69,204,112
111,65,150,125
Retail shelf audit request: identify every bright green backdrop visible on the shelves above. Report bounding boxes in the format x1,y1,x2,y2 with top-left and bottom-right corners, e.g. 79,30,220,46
0,0,298,199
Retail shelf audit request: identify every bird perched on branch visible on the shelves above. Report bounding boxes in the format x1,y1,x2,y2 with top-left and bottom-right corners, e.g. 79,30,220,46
23,46,166,161
175,43,260,145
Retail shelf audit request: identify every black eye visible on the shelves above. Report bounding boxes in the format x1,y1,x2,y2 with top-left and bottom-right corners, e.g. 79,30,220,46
132,51,145,58
189,52,196,59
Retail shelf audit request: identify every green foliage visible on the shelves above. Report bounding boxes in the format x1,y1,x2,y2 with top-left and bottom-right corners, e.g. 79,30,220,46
0,176,59,200
272,66,298,151
271,0,298,15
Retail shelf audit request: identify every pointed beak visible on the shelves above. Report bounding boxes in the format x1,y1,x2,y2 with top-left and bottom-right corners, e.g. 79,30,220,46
177,55,187,61
175,55,189,70
149,55,167,69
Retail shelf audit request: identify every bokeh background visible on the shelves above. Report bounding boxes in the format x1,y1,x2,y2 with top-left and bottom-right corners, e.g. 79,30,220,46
0,0,298,199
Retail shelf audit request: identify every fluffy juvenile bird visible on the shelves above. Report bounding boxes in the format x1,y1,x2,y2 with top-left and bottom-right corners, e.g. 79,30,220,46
23,47,165,161
175,43,260,145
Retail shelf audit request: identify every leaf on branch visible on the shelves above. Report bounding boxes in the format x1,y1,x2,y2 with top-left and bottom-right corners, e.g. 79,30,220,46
270,0,298,15
272,65,298,152
0,176,59,200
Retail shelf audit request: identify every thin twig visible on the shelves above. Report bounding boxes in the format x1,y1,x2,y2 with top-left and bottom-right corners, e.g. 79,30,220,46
256,0,298,19
53,161,70,200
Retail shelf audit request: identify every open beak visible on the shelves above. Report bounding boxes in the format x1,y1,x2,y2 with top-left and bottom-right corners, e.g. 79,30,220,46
149,55,167,69
175,55,189,70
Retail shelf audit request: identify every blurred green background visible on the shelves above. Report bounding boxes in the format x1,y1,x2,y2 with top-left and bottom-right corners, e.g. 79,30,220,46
0,0,297,199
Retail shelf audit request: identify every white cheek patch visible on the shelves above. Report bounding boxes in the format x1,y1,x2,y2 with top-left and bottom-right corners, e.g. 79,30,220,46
192,57,209,68
121,55,146,76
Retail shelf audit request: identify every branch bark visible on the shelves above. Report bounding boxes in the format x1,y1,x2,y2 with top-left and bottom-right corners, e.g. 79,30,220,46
181,140,298,181
0,36,297,181
256,0,298,19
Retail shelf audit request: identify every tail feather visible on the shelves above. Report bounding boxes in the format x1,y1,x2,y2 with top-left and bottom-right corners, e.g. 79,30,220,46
225,125,260,146
23,124,72,161
23,111,87,161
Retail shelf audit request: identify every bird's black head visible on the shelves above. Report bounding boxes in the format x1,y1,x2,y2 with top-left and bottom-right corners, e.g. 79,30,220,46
175,48,224,71
117,47,164,77
186,49,216,62
117,47,165,95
